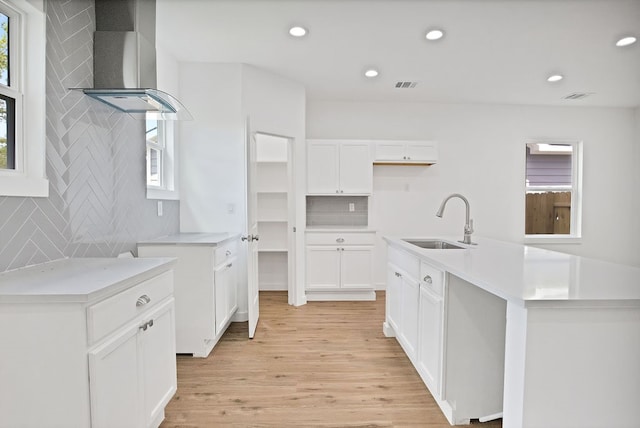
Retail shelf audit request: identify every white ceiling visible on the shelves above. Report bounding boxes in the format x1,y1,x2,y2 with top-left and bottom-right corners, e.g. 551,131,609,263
156,0,640,108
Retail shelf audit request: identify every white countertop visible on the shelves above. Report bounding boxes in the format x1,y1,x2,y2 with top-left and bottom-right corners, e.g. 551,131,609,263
306,226,376,232
137,232,239,246
385,236,640,307
0,257,175,304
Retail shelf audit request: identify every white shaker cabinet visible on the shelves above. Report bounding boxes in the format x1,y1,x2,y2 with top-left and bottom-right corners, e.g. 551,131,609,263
137,233,239,358
0,258,177,428
89,297,176,428
374,140,438,164
417,262,445,398
305,230,375,300
384,246,447,404
307,140,372,195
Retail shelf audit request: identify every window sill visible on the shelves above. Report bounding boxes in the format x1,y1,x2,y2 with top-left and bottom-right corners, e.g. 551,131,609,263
0,175,49,197
524,235,582,245
147,187,179,201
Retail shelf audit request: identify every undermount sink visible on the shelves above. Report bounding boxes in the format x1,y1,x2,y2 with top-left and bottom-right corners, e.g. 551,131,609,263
403,239,466,250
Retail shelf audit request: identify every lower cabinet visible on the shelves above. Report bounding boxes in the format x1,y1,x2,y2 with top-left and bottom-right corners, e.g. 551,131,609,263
138,236,239,357
385,246,446,401
89,298,176,428
214,256,238,335
305,231,376,300
418,282,443,397
0,260,176,428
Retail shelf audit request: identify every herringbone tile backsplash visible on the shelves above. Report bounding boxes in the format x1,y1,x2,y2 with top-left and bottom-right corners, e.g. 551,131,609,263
0,0,179,272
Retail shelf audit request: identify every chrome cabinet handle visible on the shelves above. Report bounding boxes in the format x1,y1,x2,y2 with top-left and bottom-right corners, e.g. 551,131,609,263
336,238,345,243
423,275,432,284
225,250,231,256
226,263,233,268
136,295,151,307
395,272,402,277
139,319,154,331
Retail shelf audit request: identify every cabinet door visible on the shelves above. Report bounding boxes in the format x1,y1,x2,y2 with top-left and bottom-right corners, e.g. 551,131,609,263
141,299,177,427
339,142,372,194
305,246,341,289
89,323,142,428
227,258,238,316
399,275,420,362
405,142,437,162
307,142,339,194
214,262,230,335
375,142,405,161
340,246,373,289
386,264,403,333
418,285,443,397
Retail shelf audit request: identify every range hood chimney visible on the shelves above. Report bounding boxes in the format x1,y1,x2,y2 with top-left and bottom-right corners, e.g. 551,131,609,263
82,0,191,120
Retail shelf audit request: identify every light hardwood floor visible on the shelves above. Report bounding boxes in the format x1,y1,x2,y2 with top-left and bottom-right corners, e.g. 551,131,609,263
161,291,502,427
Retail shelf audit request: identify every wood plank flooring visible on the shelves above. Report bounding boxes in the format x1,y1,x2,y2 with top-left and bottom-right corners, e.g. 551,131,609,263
160,291,502,427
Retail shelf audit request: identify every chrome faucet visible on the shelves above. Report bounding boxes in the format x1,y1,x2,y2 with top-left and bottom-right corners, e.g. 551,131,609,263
436,193,476,245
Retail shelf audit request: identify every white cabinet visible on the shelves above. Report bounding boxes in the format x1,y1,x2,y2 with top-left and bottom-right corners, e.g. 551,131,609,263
0,258,176,428
384,246,447,403
374,140,438,164
215,256,237,335
305,231,375,300
89,298,176,428
138,234,239,357
307,140,372,195
385,246,421,363
417,261,445,398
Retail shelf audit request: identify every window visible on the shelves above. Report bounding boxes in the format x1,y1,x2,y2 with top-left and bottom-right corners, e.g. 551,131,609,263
0,0,47,197
524,141,582,242
146,118,178,200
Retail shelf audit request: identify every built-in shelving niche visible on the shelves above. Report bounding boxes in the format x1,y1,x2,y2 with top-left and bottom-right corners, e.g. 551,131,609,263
255,134,293,291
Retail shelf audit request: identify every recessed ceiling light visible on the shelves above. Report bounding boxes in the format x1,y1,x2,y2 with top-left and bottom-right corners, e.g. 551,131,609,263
289,26,307,37
425,29,444,41
547,74,564,83
616,36,637,47
364,69,379,78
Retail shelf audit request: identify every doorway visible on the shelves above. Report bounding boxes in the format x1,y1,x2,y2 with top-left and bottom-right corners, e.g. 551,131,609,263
253,133,295,297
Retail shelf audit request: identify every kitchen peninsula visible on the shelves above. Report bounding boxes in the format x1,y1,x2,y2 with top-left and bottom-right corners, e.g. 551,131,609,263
384,236,640,428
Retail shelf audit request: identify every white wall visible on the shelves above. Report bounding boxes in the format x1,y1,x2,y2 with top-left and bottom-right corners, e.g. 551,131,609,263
307,101,639,287
179,63,306,314
179,63,245,233
241,65,307,305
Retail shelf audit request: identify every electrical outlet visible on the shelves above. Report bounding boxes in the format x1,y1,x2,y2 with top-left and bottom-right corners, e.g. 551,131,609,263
157,201,163,216
349,202,355,212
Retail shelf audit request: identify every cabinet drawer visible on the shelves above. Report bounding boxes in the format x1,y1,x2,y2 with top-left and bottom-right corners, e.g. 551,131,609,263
88,270,173,344
215,240,238,265
306,232,375,246
388,245,419,279
420,261,444,296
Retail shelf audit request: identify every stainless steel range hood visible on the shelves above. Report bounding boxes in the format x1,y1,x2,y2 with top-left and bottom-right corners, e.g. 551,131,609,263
82,0,191,120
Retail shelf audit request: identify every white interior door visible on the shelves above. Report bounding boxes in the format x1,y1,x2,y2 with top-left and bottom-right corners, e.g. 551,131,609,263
245,118,260,338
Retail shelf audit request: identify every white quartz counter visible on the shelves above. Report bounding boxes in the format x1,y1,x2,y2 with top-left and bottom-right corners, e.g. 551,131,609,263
0,257,175,304
385,236,640,307
306,226,376,232
137,232,239,246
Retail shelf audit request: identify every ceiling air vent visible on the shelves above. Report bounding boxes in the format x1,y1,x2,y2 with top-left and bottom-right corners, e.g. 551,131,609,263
563,92,593,100
395,81,418,89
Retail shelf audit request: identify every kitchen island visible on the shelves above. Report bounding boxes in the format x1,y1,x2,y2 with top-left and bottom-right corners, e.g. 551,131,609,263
384,236,640,428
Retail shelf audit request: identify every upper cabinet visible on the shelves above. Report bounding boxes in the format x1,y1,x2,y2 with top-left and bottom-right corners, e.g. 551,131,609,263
374,141,438,165
307,140,372,195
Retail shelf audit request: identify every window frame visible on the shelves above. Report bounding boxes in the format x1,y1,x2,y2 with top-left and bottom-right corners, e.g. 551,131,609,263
524,140,583,244
0,0,47,197
146,118,179,200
